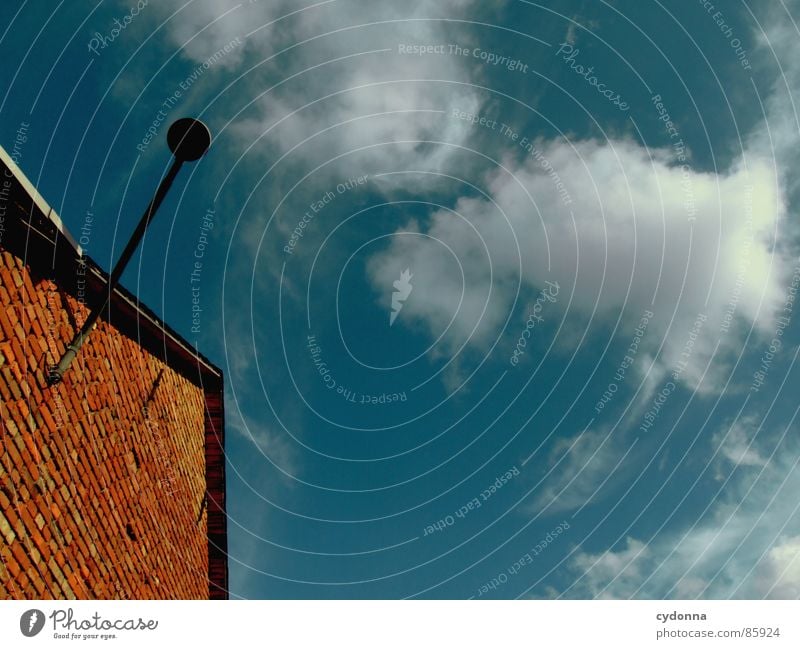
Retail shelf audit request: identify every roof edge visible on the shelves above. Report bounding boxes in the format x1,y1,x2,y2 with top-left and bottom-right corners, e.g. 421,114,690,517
0,145,81,253
0,144,223,388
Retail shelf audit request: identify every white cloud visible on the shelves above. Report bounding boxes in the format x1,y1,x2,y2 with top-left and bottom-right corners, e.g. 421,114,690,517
360,2,800,399
151,0,483,59
224,386,302,595
152,0,490,282
150,0,484,176
711,415,768,478
530,428,630,514
146,1,798,402
561,417,800,599
750,0,800,199
752,535,800,598
540,5,800,599
364,198,508,348
226,392,298,479
366,135,788,393
155,0,253,66
570,537,651,600
229,11,483,185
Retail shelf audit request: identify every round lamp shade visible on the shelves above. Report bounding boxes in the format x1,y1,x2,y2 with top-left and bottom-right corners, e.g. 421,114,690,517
167,118,212,162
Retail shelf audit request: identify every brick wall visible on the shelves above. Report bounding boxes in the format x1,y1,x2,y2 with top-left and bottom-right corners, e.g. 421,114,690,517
0,148,227,599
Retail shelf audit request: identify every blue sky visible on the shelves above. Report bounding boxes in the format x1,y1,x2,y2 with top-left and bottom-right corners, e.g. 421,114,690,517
2,0,800,599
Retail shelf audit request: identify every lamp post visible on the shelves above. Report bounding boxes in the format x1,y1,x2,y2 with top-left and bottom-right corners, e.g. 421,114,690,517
47,117,212,386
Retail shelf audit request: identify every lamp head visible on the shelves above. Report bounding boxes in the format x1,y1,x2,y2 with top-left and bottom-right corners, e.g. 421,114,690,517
167,118,212,162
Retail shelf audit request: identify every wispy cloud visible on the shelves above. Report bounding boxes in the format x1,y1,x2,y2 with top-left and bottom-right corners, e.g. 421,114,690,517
711,414,768,479
226,389,298,479
559,414,800,598
367,133,788,393
529,427,633,514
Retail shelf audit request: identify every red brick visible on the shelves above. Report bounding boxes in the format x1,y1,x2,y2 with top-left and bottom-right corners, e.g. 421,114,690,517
40,404,57,434
22,433,40,463
0,269,15,297
9,269,23,288
0,307,16,340
31,574,47,596
19,507,37,535
12,321,24,343
68,570,88,598
10,540,29,570
1,237,222,601
2,367,22,399
21,272,37,304
2,553,21,580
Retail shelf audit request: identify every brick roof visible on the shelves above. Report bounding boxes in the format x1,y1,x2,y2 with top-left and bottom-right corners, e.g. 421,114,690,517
0,146,227,599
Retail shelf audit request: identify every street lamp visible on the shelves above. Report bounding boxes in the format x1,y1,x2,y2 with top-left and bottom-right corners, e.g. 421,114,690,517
47,117,212,386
